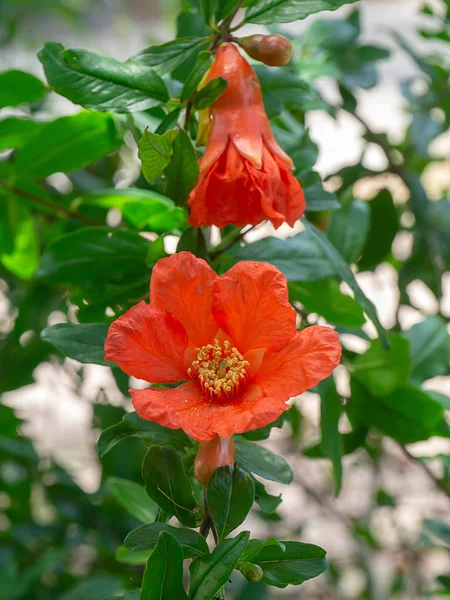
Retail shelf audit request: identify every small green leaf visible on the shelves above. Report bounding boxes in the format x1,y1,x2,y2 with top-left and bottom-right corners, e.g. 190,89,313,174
189,531,250,600
245,0,358,24
0,118,45,150
115,546,151,565
142,445,197,527
253,479,282,514
352,334,410,397
164,129,199,206
235,437,294,484
125,522,209,558
98,412,191,456
403,316,450,385
41,323,111,366
319,378,343,495
139,128,178,183
328,200,370,263
359,190,399,270
141,532,188,600
107,477,158,524
0,70,46,108
193,77,227,109
0,199,39,279
132,37,211,74
423,519,450,545
304,184,340,211
181,51,213,102
207,466,255,541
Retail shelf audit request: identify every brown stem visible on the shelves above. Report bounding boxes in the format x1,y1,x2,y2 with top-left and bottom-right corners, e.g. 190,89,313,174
0,178,102,226
209,224,257,258
399,444,450,500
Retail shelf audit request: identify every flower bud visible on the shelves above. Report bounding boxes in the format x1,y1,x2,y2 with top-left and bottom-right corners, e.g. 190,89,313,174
239,34,292,67
194,436,236,485
239,562,264,583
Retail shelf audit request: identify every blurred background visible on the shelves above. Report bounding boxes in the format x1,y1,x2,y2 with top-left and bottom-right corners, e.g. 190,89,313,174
1,0,450,598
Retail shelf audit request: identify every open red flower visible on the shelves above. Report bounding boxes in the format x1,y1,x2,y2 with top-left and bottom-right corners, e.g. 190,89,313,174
188,43,305,230
105,252,341,441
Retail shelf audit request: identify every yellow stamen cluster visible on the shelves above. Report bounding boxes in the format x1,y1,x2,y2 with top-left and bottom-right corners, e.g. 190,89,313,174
187,339,249,401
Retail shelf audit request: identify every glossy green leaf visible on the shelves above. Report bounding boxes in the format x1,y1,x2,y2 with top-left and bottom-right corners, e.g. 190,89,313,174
207,466,255,541
41,323,111,366
106,477,158,524
216,0,241,21
139,129,178,183
254,479,282,514
352,334,410,397
304,184,340,211
251,540,328,587
328,200,370,263
188,531,250,600
14,111,121,178
242,415,284,441
193,77,227,109
36,227,151,284
245,0,358,24
0,118,44,150
403,316,450,385
141,532,188,600
125,522,209,558
181,51,213,102
319,378,343,495
359,190,399,270
0,70,46,108
132,37,211,74
164,129,199,206
240,538,282,563
235,437,294,484
98,411,192,457
115,546,151,565
38,42,168,112
142,445,197,527
289,280,365,328
0,199,39,279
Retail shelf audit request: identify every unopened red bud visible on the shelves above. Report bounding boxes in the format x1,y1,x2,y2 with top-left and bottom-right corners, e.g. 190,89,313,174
194,436,236,485
239,34,292,67
239,562,264,583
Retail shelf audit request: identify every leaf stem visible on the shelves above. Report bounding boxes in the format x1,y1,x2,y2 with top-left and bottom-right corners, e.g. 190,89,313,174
209,224,257,258
399,444,450,500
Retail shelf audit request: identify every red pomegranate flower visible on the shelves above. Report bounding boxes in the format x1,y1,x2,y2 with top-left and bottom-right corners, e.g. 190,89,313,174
188,43,305,230
105,252,341,441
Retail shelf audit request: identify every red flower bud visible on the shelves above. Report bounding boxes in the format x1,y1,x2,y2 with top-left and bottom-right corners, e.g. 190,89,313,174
239,34,292,67
194,435,236,485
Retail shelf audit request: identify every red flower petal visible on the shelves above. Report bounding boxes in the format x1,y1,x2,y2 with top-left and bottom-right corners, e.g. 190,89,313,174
212,262,296,353
150,252,219,347
105,301,188,383
254,326,342,400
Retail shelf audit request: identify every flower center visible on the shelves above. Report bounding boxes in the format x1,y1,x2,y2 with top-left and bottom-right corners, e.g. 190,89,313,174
187,339,249,402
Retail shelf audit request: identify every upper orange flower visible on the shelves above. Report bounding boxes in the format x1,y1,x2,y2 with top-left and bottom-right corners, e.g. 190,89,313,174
188,43,306,230
105,252,341,441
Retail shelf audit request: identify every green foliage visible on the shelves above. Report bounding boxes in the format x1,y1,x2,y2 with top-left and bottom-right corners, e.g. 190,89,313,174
125,523,209,557
0,70,46,108
141,532,189,600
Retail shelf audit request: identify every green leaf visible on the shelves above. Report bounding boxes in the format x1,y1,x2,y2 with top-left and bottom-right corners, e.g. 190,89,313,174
227,230,334,281
245,0,358,24
41,323,111,366
301,218,390,350
14,111,121,178
125,522,209,558
0,70,46,108
349,381,443,444
0,199,39,279
115,546,151,565
0,118,45,150
303,18,359,50
177,227,209,259
359,190,399,270
207,466,255,541
240,538,282,563
132,37,211,74
106,477,158,523
142,445,197,527
319,378,343,495
254,479,282,514
164,129,199,206
188,531,250,600
423,519,450,545
36,227,150,284
76,188,186,233
193,77,227,109
141,532,188,600
304,184,340,212
139,129,178,183
403,316,450,385
352,334,410,397
38,42,168,112
251,540,328,587
181,51,213,102
98,411,192,456
289,280,365,328
242,415,284,441
216,0,241,21
235,437,294,484
328,200,370,263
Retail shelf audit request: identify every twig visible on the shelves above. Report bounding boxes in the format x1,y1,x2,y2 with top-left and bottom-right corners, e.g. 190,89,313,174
399,444,450,500
209,224,257,258
0,178,102,226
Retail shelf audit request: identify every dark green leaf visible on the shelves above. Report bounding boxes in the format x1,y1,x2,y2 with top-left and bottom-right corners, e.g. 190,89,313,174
0,70,46,108
319,378,343,495
38,42,168,112
107,477,158,523
423,519,450,545
41,323,111,366
254,479,282,514
359,190,399,270
188,531,250,600
251,540,328,587
240,538,282,563
245,0,358,24
403,316,450,385
125,522,209,558
165,129,199,206
304,184,340,211
352,334,410,397
142,445,197,526
193,77,227,109
141,532,188,600
14,111,121,178
207,466,255,541
328,200,370,263
98,411,192,456
0,118,44,150
0,198,39,279
242,415,284,441
132,37,211,74
181,51,213,102
139,128,178,183
177,227,209,259
216,0,241,21
235,437,294,484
